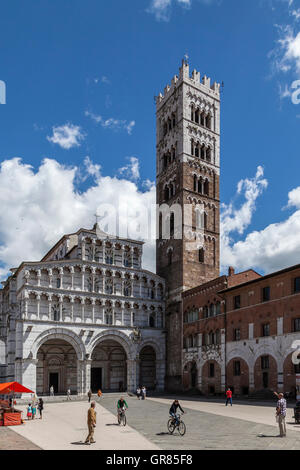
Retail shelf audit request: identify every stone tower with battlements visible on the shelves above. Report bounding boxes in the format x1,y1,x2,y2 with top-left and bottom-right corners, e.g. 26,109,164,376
156,60,221,390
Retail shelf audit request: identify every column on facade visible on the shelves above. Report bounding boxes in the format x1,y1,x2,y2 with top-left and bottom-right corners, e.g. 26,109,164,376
70,296,74,322
91,267,96,293
92,299,95,324
37,270,41,287
24,292,29,319
81,238,86,261
70,267,74,290
130,247,134,267
92,239,96,262
36,294,41,319
121,245,125,266
131,274,134,297
16,358,38,395
103,242,106,264
59,295,63,322
121,301,125,326
126,359,138,393
277,358,284,393
48,269,53,289
81,297,85,322
81,266,85,291
59,267,64,289
48,294,52,320
220,329,226,392
139,280,142,298
102,269,106,294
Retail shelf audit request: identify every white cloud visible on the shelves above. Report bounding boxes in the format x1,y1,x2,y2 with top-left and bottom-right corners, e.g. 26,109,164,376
220,166,300,275
85,111,135,135
147,0,191,21
118,157,140,181
47,123,85,150
0,157,155,281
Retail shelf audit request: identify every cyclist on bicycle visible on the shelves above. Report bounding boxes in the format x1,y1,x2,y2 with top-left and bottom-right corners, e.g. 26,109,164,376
169,399,184,426
117,397,128,421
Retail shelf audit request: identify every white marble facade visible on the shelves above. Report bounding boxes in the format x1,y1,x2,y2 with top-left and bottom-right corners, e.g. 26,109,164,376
0,225,166,395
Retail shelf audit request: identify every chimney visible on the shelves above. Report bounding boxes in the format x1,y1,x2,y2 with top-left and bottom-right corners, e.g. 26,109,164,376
228,266,235,277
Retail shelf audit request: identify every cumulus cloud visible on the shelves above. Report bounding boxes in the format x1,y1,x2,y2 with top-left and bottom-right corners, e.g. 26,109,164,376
85,110,135,135
47,123,85,150
221,166,300,275
118,157,140,181
0,157,156,281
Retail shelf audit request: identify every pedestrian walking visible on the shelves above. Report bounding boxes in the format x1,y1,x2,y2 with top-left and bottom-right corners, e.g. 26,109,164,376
142,386,146,400
97,389,102,399
38,398,44,419
136,387,141,399
88,390,92,402
274,391,287,437
67,388,71,401
50,385,54,397
32,403,37,420
225,388,233,406
85,401,96,445
27,403,32,420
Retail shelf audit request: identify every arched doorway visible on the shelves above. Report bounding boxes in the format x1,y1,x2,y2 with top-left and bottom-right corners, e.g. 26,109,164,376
183,361,198,390
139,346,156,390
36,339,78,395
254,354,277,391
91,339,127,392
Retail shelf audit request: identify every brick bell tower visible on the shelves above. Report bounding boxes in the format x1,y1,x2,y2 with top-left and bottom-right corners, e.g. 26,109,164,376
156,59,221,391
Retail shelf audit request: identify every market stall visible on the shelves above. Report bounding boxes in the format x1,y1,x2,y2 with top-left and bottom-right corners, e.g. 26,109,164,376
0,382,34,426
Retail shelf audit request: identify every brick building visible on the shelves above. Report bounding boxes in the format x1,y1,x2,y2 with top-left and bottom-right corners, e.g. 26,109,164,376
183,265,300,396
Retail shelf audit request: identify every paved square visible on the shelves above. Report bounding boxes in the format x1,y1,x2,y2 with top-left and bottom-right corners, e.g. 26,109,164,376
3,396,300,450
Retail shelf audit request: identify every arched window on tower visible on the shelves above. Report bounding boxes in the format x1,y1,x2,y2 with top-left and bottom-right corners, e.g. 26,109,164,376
195,143,199,158
206,147,211,163
191,140,194,156
199,248,204,263
201,145,205,160
198,177,203,194
193,175,197,192
168,249,173,266
204,179,209,196
200,112,205,127
206,114,211,129
195,109,199,124
164,186,169,201
170,212,175,237
149,315,155,328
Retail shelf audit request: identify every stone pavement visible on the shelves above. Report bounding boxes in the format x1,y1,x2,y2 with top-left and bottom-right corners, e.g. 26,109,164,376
9,400,159,450
0,427,40,450
4,395,300,450
99,396,300,450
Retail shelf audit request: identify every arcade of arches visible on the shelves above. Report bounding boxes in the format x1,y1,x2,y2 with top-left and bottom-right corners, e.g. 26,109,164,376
35,336,158,395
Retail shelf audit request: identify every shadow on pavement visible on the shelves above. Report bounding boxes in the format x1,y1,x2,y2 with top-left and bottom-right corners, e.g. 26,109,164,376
71,441,88,445
257,434,281,438
105,423,120,426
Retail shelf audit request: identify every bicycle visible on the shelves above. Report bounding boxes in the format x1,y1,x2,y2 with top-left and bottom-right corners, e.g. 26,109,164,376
167,412,186,436
117,407,127,426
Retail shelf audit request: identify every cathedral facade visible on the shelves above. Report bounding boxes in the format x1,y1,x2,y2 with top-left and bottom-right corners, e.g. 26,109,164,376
0,226,166,395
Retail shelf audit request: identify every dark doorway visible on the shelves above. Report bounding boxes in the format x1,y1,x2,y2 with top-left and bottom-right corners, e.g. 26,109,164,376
91,368,102,392
49,373,59,393
263,372,269,389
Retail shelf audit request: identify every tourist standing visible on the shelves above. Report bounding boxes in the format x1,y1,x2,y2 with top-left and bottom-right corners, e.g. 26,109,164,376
225,388,233,406
27,403,32,420
88,390,92,402
274,391,287,437
85,402,96,445
50,385,54,397
32,402,37,420
67,388,71,401
97,389,102,399
38,398,44,419
142,386,146,400
136,387,141,399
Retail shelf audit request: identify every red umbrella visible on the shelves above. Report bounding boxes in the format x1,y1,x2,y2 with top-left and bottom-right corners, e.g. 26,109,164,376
0,382,34,394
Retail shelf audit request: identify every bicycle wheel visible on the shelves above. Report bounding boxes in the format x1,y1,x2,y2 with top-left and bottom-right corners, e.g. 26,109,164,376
168,419,175,434
178,421,186,436
118,414,121,425
122,414,127,426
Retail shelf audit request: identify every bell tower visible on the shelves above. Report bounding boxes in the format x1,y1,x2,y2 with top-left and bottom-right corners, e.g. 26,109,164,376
156,59,221,390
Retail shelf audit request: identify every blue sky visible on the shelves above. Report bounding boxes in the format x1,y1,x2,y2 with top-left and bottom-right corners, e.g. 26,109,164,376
0,0,300,279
